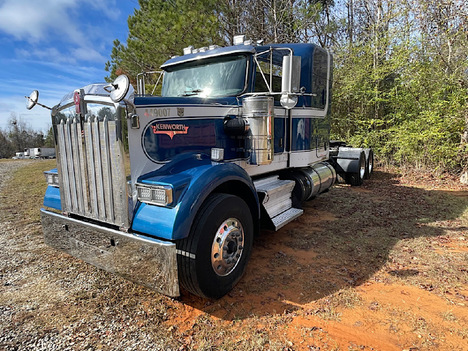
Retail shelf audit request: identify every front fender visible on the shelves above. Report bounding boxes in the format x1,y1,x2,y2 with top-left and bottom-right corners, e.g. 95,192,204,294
131,159,258,240
44,185,61,210
43,168,61,211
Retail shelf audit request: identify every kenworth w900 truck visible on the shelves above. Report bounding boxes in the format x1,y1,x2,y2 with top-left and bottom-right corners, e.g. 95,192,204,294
27,36,373,299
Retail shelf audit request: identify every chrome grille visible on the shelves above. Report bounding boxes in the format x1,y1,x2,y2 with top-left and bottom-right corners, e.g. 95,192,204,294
56,115,128,229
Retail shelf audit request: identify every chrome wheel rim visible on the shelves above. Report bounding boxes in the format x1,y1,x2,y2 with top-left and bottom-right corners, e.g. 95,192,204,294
368,155,373,175
360,156,366,179
211,218,244,277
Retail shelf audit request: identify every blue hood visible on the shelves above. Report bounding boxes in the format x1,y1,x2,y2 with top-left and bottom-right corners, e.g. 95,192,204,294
134,95,239,107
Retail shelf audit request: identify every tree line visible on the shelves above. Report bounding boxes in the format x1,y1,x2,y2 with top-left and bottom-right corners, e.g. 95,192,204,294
0,114,54,158
105,0,467,174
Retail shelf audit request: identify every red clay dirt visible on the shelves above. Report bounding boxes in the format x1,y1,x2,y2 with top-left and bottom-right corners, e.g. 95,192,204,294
162,169,468,350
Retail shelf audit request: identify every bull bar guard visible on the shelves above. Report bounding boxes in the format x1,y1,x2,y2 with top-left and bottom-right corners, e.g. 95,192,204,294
41,209,180,297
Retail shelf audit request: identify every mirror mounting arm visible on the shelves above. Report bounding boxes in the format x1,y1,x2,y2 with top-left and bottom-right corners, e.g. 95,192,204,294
25,91,53,110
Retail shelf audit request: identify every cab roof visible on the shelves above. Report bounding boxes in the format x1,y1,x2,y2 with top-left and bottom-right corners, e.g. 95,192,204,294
161,43,324,69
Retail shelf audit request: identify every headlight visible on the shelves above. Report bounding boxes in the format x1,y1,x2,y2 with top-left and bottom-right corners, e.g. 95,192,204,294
136,183,173,207
44,171,59,187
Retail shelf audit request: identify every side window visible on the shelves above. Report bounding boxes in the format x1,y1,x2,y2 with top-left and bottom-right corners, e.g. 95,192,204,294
253,61,282,95
311,49,328,109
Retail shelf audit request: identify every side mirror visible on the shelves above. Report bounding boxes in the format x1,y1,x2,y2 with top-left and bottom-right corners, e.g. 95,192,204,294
280,55,301,109
26,90,39,110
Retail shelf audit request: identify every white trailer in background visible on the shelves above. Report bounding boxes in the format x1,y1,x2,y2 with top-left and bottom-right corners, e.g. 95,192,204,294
34,148,55,159
23,147,56,159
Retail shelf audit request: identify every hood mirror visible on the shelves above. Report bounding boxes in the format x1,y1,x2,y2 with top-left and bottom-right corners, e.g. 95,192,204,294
25,90,52,110
26,90,39,110
105,75,130,103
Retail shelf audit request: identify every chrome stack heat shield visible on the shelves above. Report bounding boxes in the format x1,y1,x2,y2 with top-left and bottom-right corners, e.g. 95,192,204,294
242,96,274,165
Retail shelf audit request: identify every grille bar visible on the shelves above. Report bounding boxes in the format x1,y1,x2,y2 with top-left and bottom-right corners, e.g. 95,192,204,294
91,119,106,221
56,116,128,229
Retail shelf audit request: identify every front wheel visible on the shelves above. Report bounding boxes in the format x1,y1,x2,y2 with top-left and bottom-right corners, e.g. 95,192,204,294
176,193,254,299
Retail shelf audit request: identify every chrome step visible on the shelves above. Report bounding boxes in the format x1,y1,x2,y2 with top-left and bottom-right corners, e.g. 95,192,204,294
271,208,303,230
254,176,296,218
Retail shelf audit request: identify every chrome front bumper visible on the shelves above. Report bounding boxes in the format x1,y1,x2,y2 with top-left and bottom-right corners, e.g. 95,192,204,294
41,209,180,297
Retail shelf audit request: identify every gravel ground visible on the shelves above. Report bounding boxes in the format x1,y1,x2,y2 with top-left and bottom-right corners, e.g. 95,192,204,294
0,161,175,351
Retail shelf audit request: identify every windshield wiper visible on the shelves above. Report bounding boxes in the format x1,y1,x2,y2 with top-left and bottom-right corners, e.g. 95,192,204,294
180,88,203,96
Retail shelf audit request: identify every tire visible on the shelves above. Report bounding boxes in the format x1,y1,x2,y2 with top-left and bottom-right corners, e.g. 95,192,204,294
176,193,254,299
345,151,366,186
363,148,374,180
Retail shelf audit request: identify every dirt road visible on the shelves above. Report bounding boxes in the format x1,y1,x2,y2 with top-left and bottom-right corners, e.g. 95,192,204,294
1,160,467,350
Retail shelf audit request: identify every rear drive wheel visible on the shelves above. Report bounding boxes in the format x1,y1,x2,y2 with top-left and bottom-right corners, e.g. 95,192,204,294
346,151,366,186
364,148,374,179
176,193,253,299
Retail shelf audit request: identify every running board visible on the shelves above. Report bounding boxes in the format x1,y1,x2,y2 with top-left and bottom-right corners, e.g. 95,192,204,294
271,207,303,231
254,176,303,230
254,176,295,218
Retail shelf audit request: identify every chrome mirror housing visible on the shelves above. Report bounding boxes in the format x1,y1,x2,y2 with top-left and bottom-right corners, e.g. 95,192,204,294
280,55,301,109
26,90,39,110
105,75,130,103
280,94,298,110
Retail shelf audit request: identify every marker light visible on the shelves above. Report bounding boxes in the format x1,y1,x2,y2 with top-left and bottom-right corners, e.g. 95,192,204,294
211,148,224,162
233,35,245,45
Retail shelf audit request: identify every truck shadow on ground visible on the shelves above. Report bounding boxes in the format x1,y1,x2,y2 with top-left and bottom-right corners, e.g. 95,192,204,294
178,170,468,320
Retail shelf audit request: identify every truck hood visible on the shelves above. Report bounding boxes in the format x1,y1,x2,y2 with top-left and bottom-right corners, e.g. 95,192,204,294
134,95,239,107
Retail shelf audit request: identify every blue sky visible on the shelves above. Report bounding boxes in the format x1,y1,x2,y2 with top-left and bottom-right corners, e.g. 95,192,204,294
0,0,139,132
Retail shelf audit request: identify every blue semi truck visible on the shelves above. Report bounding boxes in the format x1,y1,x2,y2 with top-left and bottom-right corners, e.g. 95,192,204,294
27,36,373,299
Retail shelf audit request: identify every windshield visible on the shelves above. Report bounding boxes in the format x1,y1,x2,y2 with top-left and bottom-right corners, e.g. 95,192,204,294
161,55,247,98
